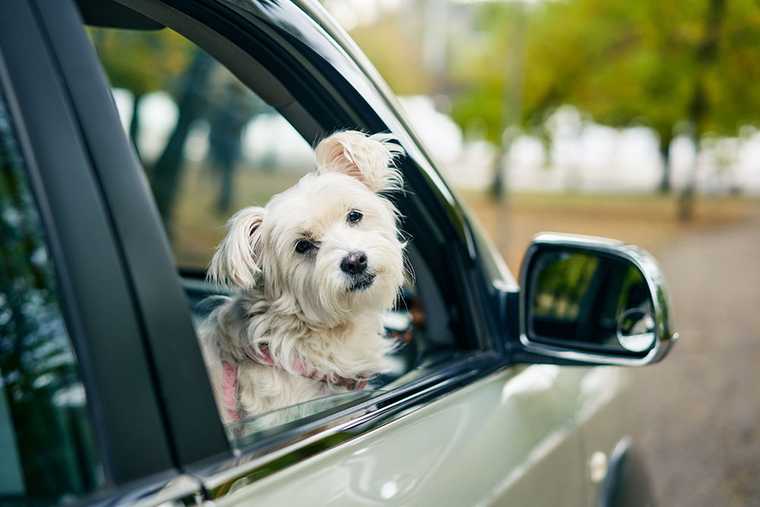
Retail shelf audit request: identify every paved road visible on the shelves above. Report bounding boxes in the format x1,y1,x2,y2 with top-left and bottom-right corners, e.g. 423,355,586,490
629,218,760,507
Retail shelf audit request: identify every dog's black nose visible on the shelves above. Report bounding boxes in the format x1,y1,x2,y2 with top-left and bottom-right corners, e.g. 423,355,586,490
340,251,368,275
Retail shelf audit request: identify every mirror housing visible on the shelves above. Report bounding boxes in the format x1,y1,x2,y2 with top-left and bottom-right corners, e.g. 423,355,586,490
517,233,678,366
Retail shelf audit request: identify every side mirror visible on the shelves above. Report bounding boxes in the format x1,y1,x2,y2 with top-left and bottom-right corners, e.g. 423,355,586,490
518,233,677,366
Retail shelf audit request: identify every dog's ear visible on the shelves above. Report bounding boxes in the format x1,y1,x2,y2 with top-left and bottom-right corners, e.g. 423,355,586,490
208,206,266,289
315,131,405,192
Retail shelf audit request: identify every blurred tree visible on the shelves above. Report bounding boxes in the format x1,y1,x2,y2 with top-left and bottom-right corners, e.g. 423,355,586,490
92,29,218,231
207,79,268,214
150,48,215,230
450,5,524,145
450,0,760,212
91,28,192,161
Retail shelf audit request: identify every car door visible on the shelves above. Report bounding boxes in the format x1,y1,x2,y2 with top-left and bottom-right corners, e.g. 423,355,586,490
217,366,591,507
32,0,600,505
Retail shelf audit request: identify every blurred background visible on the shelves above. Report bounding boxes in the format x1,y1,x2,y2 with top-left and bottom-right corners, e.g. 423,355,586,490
89,1,760,505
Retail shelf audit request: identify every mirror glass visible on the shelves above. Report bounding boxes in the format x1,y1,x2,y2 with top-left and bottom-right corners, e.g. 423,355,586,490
527,249,656,355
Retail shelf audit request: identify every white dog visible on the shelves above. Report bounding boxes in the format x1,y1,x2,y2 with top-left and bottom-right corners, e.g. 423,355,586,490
199,131,406,423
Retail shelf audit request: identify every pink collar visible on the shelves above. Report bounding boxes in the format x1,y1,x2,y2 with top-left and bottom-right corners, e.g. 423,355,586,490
245,343,369,390
222,361,242,422
221,343,370,422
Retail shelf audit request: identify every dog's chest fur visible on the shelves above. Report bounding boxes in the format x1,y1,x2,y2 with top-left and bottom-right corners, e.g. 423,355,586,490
200,289,391,420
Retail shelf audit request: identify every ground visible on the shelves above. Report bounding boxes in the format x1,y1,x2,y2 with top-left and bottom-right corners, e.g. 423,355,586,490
462,191,760,507
628,216,760,507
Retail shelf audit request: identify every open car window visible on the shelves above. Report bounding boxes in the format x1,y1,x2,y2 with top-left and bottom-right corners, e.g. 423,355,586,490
87,24,461,444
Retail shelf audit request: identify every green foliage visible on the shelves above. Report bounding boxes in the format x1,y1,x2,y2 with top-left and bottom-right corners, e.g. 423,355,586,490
88,27,193,97
450,0,760,143
349,15,433,95
450,5,525,143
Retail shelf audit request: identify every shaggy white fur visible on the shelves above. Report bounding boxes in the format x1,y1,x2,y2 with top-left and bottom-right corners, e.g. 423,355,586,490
199,131,406,422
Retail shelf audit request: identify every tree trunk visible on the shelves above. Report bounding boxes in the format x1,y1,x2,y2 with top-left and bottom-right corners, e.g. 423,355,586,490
491,4,526,202
489,147,505,201
150,49,214,233
678,134,699,221
129,92,143,163
679,0,726,222
658,134,672,194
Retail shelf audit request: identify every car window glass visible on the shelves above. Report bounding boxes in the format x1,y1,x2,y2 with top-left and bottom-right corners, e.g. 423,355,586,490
0,90,103,506
89,27,315,270
88,25,458,444
227,389,388,446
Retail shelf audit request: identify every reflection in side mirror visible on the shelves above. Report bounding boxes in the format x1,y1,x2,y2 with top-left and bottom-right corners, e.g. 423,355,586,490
617,308,655,352
529,250,655,354
519,233,677,366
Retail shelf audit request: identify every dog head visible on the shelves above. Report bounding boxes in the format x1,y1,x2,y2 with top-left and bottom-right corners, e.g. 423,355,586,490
208,131,406,327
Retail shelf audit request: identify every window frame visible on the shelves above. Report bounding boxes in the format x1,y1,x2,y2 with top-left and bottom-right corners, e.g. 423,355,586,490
104,0,492,351
45,0,513,498
0,0,190,496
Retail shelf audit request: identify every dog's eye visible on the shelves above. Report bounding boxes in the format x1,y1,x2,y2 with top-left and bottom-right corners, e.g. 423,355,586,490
347,210,363,225
295,239,315,254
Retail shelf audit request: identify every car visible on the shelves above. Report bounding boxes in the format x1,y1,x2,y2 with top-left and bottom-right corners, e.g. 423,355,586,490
0,0,677,506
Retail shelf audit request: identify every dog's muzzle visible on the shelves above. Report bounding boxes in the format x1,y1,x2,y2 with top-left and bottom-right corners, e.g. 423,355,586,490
348,272,375,292
341,251,375,292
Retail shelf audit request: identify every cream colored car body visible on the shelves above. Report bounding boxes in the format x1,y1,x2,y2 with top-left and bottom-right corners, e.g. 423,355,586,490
214,366,631,507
